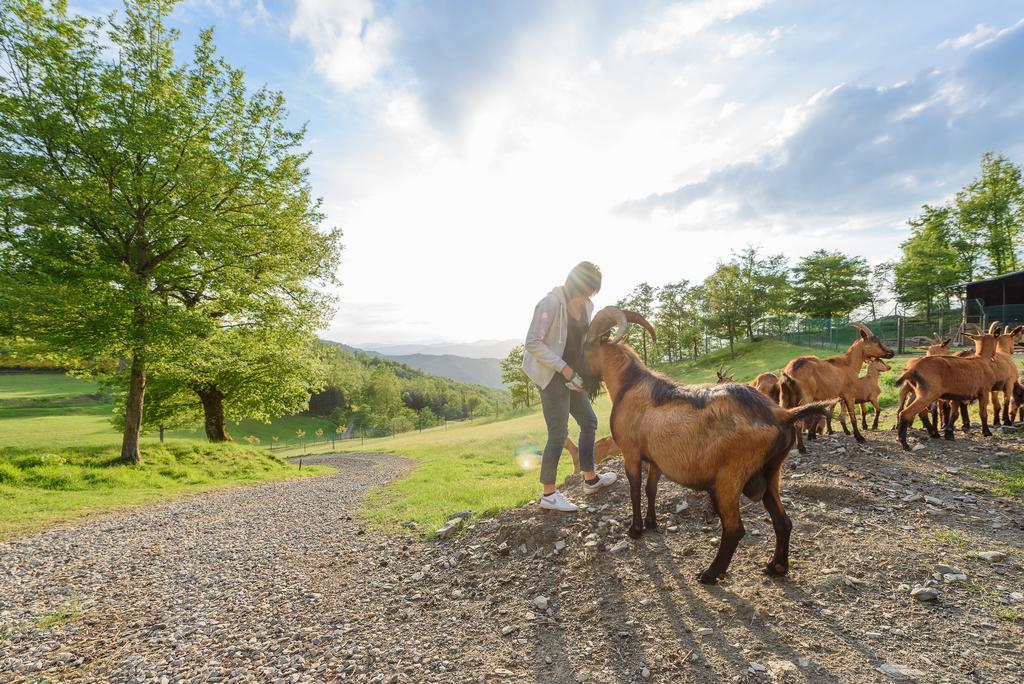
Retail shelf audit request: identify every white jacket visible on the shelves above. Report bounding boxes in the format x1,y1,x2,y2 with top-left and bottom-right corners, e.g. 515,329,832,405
522,286,594,390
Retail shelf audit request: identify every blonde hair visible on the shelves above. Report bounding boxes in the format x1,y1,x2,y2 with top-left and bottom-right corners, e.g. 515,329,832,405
565,261,602,299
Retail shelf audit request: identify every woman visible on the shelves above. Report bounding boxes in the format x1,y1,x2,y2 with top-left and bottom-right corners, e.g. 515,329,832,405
522,261,617,511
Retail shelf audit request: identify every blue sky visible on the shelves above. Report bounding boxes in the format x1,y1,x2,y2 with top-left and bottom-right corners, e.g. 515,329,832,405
80,1,1024,345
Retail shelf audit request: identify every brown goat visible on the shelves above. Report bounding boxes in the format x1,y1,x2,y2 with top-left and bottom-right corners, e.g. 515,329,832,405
896,329,1000,449
779,323,895,453
853,357,891,430
563,436,622,474
896,334,952,430
577,307,834,584
716,368,782,403
941,323,1020,431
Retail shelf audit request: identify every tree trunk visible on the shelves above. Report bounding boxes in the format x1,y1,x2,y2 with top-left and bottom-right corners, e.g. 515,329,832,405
197,385,231,442
121,353,145,463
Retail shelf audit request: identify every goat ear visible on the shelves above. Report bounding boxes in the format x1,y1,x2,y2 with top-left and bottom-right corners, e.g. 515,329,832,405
942,338,951,346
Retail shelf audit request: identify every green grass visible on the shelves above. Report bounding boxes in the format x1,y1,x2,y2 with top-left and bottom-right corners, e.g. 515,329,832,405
35,604,81,629
968,461,1024,499
0,442,332,539
356,401,613,535
996,608,1022,622
658,338,827,384
0,371,99,401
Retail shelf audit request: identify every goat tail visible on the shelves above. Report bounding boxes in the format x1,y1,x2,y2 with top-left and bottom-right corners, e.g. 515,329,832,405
779,372,800,408
896,370,925,393
781,400,836,426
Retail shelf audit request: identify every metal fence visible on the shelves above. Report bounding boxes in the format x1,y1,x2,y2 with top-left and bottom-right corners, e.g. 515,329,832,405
773,311,968,353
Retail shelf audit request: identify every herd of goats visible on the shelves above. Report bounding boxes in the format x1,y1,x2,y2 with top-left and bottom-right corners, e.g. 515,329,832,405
557,307,1020,584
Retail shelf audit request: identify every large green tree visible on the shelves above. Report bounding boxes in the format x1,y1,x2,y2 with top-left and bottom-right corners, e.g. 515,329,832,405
702,263,744,355
500,345,535,408
0,0,340,461
791,250,872,321
892,205,967,318
732,245,790,339
956,152,1024,277
132,327,326,442
616,281,657,363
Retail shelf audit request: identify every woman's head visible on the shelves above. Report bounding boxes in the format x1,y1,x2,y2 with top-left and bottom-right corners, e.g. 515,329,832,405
565,261,602,300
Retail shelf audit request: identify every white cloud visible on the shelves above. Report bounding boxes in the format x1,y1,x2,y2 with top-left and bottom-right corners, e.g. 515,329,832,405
938,23,996,50
617,0,771,55
290,0,393,90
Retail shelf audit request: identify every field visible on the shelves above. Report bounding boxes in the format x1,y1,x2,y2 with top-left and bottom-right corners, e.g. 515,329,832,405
0,371,335,451
0,442,331,538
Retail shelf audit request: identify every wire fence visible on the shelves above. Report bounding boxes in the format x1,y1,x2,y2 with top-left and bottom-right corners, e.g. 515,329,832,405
772,311,969,353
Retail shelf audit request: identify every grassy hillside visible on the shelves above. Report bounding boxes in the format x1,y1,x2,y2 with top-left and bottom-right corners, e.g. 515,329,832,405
0,372,338,451
0,442,331,539
658,338,826,383
336,339,943,534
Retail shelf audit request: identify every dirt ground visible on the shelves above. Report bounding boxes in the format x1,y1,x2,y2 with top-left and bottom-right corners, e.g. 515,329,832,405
430,427,1023,683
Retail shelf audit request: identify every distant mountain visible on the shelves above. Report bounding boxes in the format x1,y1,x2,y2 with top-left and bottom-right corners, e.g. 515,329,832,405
325,341,506,389
358,338,520,359
385,353,503,389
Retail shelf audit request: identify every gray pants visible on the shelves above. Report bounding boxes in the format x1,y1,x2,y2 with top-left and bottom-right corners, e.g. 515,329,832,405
539,377,597,485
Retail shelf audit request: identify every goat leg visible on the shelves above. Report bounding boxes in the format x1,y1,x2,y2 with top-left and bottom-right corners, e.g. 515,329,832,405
979,391,993,437
837,402,850,435
762,468,791,576
699,486,744,585
960,402,971,432
871,399,881,430
992,391,1002,427
859,402,868,430
624,457,644,538
920,409,941,439
644,463,661,531
843,396,866,443
943,400,958,440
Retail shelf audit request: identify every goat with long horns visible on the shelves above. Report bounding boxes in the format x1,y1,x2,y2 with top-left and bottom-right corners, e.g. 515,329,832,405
575,306,833,583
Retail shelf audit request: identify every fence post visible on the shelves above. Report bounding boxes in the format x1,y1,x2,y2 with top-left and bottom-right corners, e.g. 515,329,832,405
897,316,905,355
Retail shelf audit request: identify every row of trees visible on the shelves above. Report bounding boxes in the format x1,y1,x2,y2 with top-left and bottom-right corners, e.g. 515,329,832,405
0,1,342,461
614,247,884,360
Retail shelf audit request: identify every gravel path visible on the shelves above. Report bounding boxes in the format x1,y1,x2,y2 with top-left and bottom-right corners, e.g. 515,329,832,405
0,453,493,683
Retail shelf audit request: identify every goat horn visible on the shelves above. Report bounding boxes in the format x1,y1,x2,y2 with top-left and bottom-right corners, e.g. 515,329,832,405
988,320,1001,335
586,306,628,345
965,323,981,334
624,310,657,344
850,322,872,336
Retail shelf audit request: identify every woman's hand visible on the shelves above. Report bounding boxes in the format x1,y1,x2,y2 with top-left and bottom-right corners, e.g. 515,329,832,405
561,366,574,381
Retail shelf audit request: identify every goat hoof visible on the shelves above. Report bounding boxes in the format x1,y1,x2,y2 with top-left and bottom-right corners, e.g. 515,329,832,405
697,570,719,585
764,560,788,576
943,432,955,441
982,429,993,437
627,526,644,539
644,518,658,531
854,433,866,443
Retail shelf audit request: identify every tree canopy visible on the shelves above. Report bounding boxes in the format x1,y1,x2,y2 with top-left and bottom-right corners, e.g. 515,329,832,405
0,0,341,460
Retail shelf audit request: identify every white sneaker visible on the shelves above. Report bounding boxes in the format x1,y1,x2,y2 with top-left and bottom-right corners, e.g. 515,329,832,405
582,472,618,494
539,491,578,512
